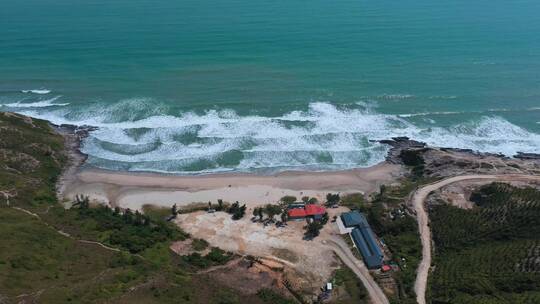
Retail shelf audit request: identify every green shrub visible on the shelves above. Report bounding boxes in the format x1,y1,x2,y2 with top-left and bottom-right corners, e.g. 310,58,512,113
341,193,366,210
280,196,297,205
182,248,233,269
192,238,209,251
256,288,296,304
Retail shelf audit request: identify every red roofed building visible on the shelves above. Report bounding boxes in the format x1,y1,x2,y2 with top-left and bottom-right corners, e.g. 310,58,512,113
287,204,326,220
305,204,326,217
381,265,392,272
288,208,307,219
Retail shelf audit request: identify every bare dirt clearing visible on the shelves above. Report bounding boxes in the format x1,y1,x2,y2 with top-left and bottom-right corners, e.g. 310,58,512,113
175,206,349,294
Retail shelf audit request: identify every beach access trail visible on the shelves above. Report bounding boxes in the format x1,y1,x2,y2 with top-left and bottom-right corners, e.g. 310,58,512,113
325,237,390,304
412,174,540,304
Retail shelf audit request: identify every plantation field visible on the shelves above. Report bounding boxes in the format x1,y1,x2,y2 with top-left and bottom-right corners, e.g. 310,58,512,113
429,183,540,303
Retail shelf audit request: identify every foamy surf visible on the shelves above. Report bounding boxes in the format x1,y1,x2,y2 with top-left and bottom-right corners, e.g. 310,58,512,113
21,89,51,95
10,100,540,174
2,96,68,108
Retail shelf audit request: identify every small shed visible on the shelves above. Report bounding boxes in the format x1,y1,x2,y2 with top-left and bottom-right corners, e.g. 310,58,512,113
381,265,392,272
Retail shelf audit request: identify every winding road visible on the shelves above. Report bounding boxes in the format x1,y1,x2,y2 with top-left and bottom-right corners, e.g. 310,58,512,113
412,174,540,304
326,237,390,304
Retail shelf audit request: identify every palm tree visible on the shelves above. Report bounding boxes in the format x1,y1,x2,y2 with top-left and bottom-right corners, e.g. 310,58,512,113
171,203,178,218
281,210,288,223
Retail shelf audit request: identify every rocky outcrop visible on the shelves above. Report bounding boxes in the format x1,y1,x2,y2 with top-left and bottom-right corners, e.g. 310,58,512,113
514,152,540,160
53,124,97,200
378,137,540,178
377,137,426,164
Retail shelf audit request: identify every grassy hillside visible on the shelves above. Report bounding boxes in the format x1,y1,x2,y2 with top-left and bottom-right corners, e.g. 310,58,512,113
0,112,65,210
0,112,269,303
429,183,540,303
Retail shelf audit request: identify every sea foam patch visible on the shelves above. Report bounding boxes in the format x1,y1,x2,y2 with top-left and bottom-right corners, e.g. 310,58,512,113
1,96,68,108
10,100,540,173
21,89,51,95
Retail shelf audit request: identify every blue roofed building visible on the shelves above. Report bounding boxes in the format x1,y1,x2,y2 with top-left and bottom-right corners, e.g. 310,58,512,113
341,211,369,228
340,211,384,269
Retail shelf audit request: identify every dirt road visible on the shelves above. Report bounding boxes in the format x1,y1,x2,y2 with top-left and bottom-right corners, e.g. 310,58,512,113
326,237,390,304
412,174,540,304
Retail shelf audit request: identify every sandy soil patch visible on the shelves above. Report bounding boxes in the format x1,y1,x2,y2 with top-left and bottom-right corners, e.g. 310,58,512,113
169,239,211,256
206,259,278,295
174,206,349,293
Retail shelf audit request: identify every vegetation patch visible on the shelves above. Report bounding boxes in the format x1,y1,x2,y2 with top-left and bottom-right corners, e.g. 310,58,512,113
180,247,234,269
429,183,540,303
256,288,296,304
399,149,425,179
227,201,247,220
47,198,187,254
192,238,209,251
340,193,366,210
331,264,369,304
367,181,423,303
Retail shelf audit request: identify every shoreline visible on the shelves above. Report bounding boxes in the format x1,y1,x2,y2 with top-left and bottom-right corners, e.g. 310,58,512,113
51,120,404,211
54,121,540,212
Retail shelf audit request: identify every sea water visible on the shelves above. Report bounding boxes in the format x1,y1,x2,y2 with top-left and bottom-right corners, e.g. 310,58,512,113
1,0,539,173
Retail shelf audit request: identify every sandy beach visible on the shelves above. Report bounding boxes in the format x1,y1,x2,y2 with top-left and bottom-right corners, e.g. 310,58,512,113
61,162,403,210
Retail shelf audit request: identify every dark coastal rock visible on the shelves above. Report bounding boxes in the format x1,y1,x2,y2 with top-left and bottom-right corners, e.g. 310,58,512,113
53,124,97,163
377,137,427,164
376,135,539,178
441,148,508,159
53,124,97,198
379,137,426,148
514,152,540,160
440,147,475,153
57,124,98,139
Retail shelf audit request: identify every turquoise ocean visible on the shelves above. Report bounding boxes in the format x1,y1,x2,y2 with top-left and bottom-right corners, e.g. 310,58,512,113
1,0,539,173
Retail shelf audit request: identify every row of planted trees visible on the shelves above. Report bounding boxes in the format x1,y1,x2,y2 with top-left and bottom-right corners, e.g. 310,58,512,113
252,204,287,222
430,183,540,302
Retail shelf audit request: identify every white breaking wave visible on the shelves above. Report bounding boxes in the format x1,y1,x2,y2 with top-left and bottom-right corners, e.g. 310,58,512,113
398,111,464,118
12,101,540,173
21,89,51,95
2,96,68,108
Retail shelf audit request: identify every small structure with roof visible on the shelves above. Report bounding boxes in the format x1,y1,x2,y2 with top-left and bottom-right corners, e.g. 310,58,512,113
287,203,326,221
340,211,384,269
381,265,392,272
